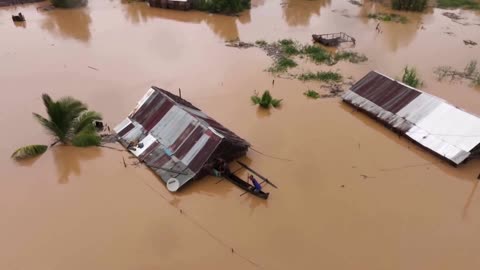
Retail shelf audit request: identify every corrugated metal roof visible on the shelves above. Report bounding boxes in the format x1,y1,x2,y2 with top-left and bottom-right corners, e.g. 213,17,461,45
343,71,480,165
114,87,248,190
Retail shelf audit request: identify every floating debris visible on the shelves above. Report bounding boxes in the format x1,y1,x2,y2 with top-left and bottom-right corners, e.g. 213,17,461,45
442,12,463,21
464,40,478,46
348,0,363,6
312,32,356,47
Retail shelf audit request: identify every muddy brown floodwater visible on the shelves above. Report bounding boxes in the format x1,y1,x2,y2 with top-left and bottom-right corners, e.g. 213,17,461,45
1,0,480,269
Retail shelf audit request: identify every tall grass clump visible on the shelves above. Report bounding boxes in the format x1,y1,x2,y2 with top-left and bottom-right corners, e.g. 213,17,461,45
401,66,423,88
251,90,282,108
298,71,343,82
391,0,427,11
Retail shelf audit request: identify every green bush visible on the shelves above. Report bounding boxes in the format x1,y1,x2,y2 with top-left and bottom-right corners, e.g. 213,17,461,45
51,0,88,8
401,66,423,88
391,0,427,11
304,90,320,99
193,0,251,14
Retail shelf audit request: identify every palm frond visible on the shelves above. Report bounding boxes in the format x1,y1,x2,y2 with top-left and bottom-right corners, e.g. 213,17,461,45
72,111,102,135
33,113,67,142
271,99,282,108
11,144,48,160
72,131,101,147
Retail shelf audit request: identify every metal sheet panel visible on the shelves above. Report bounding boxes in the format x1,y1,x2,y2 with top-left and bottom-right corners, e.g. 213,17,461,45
150,105,198,147
350,71,421,113
115,87,250,191
343,71,480,165
413,102,480,152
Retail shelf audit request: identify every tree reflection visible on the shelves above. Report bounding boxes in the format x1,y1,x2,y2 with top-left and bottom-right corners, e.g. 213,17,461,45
357,1,431,52
41,7,92,42
121,1,252,41
282,0,331,27
52,146,102,183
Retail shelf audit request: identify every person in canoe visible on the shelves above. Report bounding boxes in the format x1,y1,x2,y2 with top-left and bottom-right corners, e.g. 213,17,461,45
248,174,262,193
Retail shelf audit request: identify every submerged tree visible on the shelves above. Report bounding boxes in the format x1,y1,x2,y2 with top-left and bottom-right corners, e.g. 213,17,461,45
11,94,102,160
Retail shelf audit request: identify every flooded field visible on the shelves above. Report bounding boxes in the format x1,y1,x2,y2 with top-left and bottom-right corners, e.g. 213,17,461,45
1,0,480,269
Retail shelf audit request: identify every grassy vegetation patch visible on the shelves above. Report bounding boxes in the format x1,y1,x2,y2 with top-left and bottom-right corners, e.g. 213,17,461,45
368,13,408,23
302,45,333,64
334,51,368,64
298,71,343,82
304,90,320,99
268,57,298,73
438,0,480,9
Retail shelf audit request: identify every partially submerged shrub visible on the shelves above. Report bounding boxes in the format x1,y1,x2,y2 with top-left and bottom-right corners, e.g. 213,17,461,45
251,90,282,108
392,0,427,11
298,71,343,82
11,145,48,160
464,60,478,77
401,66,423,88
51,0,88,8
193,0,251,14
304,90,320,99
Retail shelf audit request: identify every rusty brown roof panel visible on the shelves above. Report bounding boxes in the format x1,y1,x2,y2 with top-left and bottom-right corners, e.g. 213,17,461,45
351,71,421,113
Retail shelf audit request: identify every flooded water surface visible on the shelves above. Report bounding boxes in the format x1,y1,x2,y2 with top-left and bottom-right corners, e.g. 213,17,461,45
1,0,480,269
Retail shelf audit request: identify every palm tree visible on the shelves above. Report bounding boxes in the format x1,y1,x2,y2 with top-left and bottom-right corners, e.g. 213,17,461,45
34,93,102,146
11,94,102,160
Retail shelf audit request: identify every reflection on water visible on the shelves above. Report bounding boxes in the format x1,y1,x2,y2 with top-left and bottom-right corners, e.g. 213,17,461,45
357,2,429,51
121,1,251,40
282,0,331,26
13,21,26,28
41,7,92,42
52,146,102,183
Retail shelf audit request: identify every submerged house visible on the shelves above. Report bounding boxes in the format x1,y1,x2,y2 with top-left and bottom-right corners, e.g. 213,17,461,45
114,87,249,191
148,0,192,10
343,71,480,165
